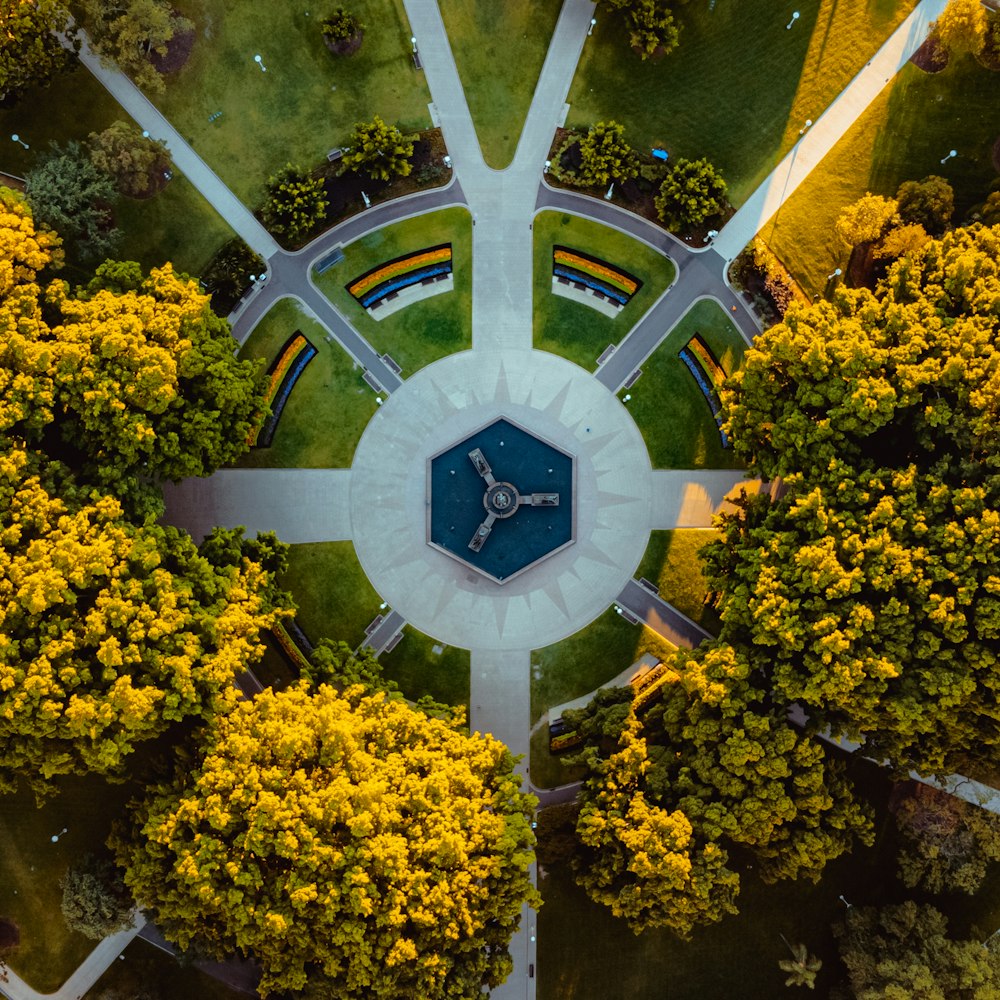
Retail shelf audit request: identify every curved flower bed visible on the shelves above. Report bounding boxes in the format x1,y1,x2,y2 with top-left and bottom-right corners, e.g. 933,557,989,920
347,243,453,309
248,332,317,448
552,245,642,307
679,334,730,448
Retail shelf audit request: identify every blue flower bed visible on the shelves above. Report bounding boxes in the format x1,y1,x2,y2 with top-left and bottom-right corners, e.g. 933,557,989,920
360,264,452,308
553,266,629,305
258,343,317,447
679,348,730,448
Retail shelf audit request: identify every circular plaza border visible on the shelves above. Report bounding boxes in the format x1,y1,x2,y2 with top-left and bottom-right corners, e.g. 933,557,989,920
349,349,653,651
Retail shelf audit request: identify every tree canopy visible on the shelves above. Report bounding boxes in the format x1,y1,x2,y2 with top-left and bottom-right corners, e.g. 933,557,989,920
341,116,415,182
568,644,872,935
895,175,954,236
88,122,171,198
0,0,77,101
575,120,639,187
718,225,1000,774
601,0,681,59
834,193,898,248
260,164,328,245
933,0,988,57
113,681,539,998
61,853,135,939
655,157,728,231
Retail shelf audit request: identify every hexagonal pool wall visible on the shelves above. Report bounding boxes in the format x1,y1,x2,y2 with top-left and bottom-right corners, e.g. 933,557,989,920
428,417,575,583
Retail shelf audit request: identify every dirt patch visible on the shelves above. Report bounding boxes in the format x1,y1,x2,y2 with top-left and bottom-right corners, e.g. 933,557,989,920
909,35,948,73
149,19,196,75
0,918,20,952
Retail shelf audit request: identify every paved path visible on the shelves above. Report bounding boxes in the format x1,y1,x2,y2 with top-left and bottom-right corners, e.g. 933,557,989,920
714,0,950,260
616,579,713,650
648,470,760,528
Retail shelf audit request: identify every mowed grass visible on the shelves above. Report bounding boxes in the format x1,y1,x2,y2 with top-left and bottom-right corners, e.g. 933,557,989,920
315,207,472,373
0,776,133,991
236,299,378,469
623,299,746,469
530,608,675,723
635,529,721,633
768,56,1000,296
280,542,382,650
439,0,563,168
377,627,471,709
160,0,432,205
0,67,232,282
533,212,676,370
568,0,918,205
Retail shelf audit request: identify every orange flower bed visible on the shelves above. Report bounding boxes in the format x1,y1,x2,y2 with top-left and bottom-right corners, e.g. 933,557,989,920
553,249,637,294
349,246,452,297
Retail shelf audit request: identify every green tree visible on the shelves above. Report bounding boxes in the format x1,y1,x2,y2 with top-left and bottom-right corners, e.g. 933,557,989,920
0,186,63,292
778,938,822,990
717,225,1000,775
933,0,988,57
25,141,121,263
654,157,728,231
112,682,540,998
601,0,681,58
576,120,639,187
980,190,1000,226
76,0,192,93
570,644,872,934
873,222,929,261
341,115,415,182
88,121,171,198
834,193,898,248
260,163,328,244
894,782,1000,894
200,238,265,315
895,175,954,235
0,0,77,101
834,901,1000,998
321,8,365,55
61,854,134,939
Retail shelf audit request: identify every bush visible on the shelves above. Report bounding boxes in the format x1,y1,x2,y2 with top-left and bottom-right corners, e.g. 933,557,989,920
321,9,364,56
654,157,728,231
261,163,328,244
61,854,134,940
201,237,265,315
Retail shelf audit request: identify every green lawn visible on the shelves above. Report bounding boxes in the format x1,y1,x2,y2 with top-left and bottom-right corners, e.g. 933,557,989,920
0,776,134,991
0,67,232,284
623,299,746,469
533,212,677,370
636,529,721,633
768,55,1000,296
280,542,383,650
158,0,432,205
530,608,675,723
377,627,471,710
440,0,563,168
236,299,378,469
315,207,472,374
567,0,918,206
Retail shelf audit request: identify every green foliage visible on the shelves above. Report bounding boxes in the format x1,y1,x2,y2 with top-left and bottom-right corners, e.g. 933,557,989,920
933,0,988,57
113,682,540,998
570,644,872,935
0,0,77,100
60,853,134,940
654,157,728,231
321,8,364,55
601,0,681,59
576,120,639,187
88,121,171,199
893,783,1000,895
834,901,1000,998
200,238,265,315
76,0,193,94
873,222,929,262
717,225,1000,775
261,163,328,244
25,141,121,263
778,940,821,990
834,192,898,248
980,190,1000,226
341,115,415,183
895,175,954,236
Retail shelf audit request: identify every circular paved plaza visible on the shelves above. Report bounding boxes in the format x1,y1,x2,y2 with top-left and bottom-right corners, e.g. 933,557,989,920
350,349,653,651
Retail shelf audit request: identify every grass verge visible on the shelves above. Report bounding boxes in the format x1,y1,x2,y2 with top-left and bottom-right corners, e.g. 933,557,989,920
767,55,1000,296
377,627,471,709
157,0,432,205
314,207,472,374
279,542,382,651
532,211,676,370
567,0,918,206
622,298,746,469
530,608,675,723
236,299,378,469
439,0,563,168
635,529,721,633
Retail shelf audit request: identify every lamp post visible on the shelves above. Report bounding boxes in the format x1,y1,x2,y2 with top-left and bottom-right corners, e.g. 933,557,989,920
50,827,68,844
10,133,28,149
706,229,719,240
362,191,371,209
605,182,614,201
443,154,452,169
543,159,551,175
588,17,596,35
799,118,812,135
827,267,842,281
253,53,266,72
940,148,957,165
410,35,417,53
786,10,799,28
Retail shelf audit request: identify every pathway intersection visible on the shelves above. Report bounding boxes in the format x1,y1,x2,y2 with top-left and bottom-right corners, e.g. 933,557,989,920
17,2,957,999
